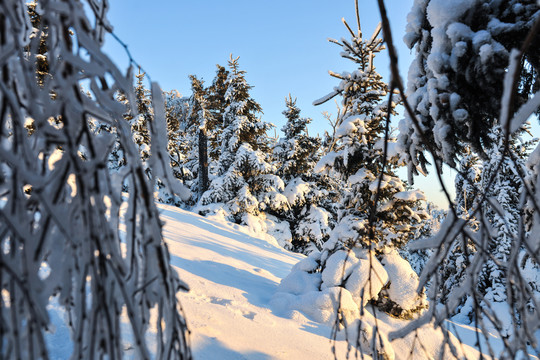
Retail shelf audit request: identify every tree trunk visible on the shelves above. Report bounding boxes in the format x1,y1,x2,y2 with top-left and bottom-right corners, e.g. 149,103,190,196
198,128,209,197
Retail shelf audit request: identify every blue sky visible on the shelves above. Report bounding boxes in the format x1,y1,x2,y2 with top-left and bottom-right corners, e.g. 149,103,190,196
103,1,413,132
102,0,456,207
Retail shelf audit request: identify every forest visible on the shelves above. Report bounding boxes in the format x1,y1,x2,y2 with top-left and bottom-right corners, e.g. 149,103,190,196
0,0,539,359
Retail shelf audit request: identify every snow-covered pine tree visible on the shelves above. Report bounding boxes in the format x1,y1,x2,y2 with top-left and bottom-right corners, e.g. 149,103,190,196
206,64,229,165
275,95,321,179
398,0,540,173
436,146,481,307
164,89,191,184
273,95,336,252
200,56,287,224
398,0,540,355
313,21,428,254
187,75,214,198
133,70,153,176
473,125,538,335
0,0,190,358
108,71,154,175
276,14,428,357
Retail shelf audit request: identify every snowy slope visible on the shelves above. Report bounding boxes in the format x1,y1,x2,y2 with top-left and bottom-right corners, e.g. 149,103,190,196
44,203,513,359
159,204,352,359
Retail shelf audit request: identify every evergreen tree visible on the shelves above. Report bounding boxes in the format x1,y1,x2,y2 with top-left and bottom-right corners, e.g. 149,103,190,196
475,126,537,335
315,18,430,315
200,56,286,223
216,55,268,175
164,89,191,184
206,65,230,164
314,23,428,253
398,0,540,172
187,75,214,197
436,146,481,307
277,19,429,357
275,95,321,179
107,71,153,177
398,1,540,351
133,70,153,175
273,95,337,252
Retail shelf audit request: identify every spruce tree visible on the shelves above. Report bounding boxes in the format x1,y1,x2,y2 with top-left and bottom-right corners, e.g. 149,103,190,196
274,95,337,252
164,90,191,184
275,95,320,179
276,18,428,358
200,56,286,223
313,23,428,253
133,70,153,175
187,75,214,197
436,146,481,308
398,1,540,351
475,125,537,335
398,0,540,171
206,65,230,164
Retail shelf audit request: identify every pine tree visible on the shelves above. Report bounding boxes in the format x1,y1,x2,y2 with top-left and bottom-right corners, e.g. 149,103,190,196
273,95,337,252
436,146,481,307
216,55,268,175
206,65,230,164
133,70,153,175
474,125,537,335
398,0,540,172
200,56,286,223
275,95,321,179
315,17,430,315
276,17,428,357
397,1,540,351
314,22,428,253
107,71,153,177
164,89,191,184
187,75,214,197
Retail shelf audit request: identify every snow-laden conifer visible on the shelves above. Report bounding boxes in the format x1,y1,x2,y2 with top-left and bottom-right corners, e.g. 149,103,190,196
275,13,428,357
200,56,286,224
397,1,540,355
273,96,336,252
398,0,540,173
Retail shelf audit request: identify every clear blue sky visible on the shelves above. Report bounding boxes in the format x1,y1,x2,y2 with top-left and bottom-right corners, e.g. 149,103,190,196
102,0,456,207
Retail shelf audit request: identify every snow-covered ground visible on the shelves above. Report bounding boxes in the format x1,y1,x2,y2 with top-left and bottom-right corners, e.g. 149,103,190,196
160,205,352,359
45,203,525,359
159,204,478,359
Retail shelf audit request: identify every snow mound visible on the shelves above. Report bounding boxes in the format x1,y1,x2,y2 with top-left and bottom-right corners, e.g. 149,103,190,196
272,246,476,358
382,250,426,310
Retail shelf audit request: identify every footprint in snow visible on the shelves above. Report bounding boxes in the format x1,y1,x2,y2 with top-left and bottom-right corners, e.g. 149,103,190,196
209,297,233,306
242,311,256,320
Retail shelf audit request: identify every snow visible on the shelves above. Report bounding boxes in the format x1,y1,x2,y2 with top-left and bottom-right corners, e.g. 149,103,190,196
42,203,524,359
344,251,388,306
426,0,472,29
381,250,426,310
393,189,426,202
283,178,310,205
149,205,354,359
349,167,375,185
